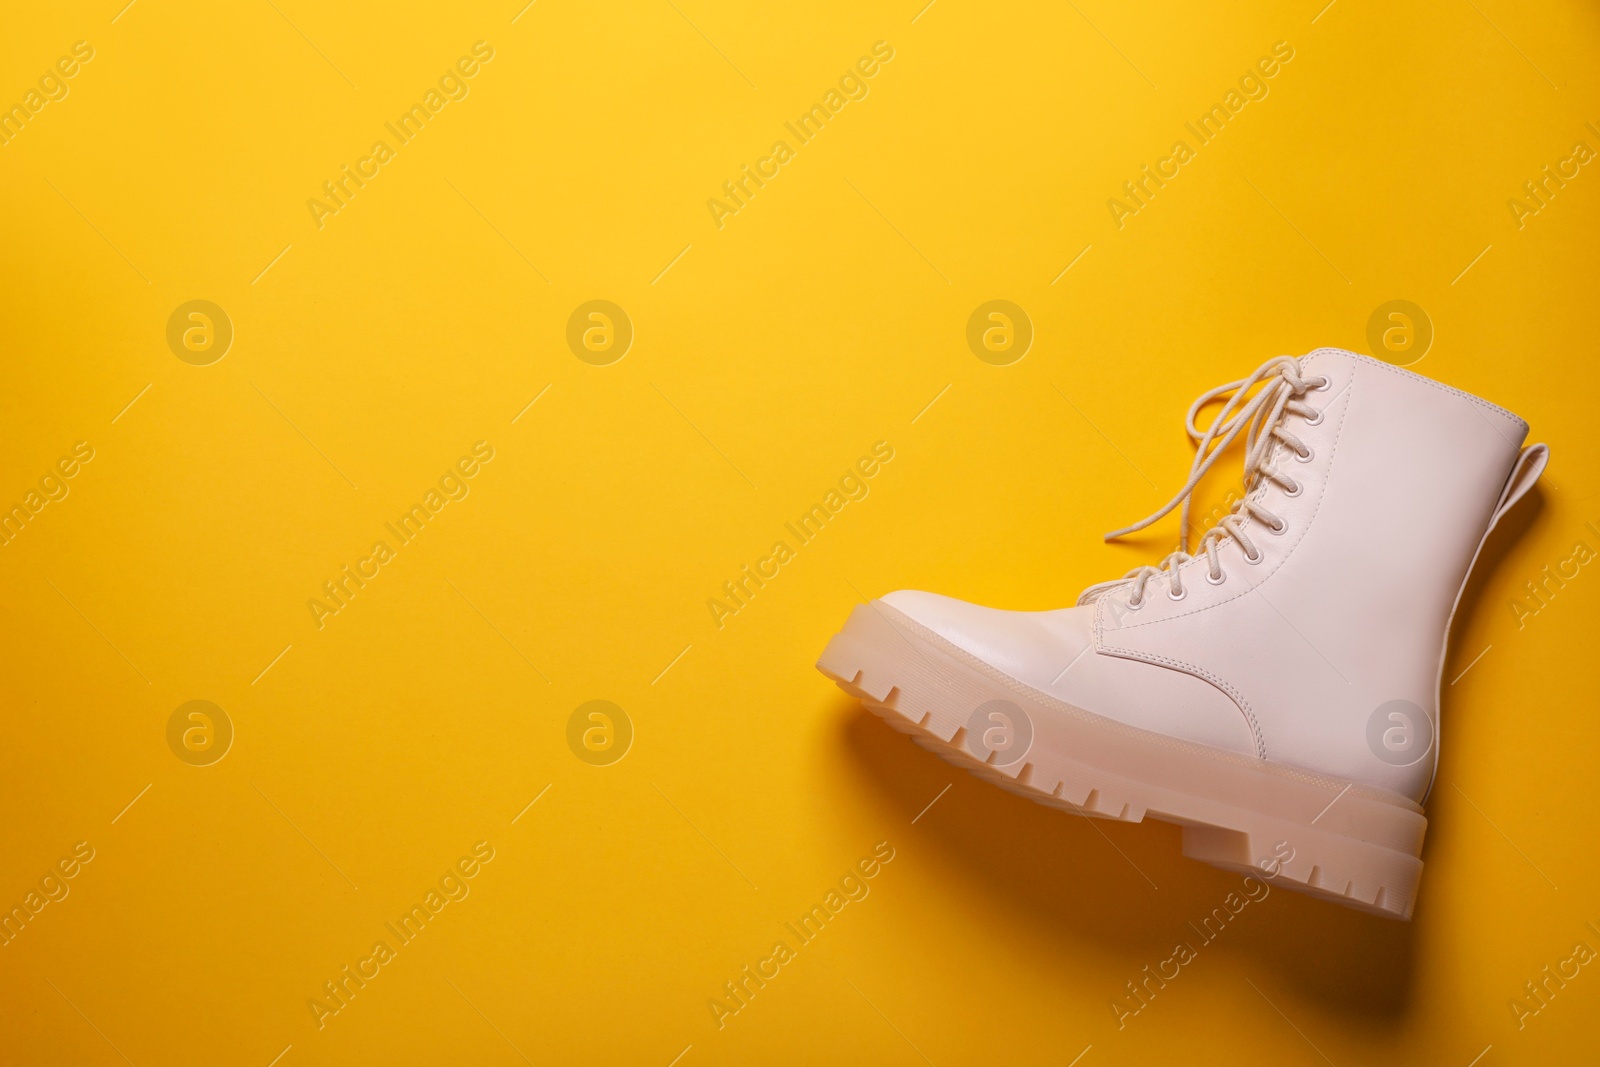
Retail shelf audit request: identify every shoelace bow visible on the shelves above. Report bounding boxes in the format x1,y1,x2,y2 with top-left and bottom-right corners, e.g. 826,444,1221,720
1078,356,1327,608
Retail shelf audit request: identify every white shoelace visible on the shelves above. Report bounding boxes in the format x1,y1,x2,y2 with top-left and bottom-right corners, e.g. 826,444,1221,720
1079,356,1328,608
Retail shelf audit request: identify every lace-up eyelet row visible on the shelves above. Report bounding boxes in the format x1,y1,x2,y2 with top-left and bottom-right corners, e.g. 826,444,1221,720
1300,377,1330,434
1084,358,1332,612
1290,378,1323,460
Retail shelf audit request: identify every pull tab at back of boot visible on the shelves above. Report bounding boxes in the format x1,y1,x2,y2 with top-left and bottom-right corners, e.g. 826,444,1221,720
1488,443,1549,532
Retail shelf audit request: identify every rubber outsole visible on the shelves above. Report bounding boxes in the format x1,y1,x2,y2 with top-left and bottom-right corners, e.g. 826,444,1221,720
818,600,1427,920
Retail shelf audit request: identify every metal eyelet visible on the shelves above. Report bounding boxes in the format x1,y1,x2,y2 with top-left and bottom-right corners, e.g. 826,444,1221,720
1268,517,1287,534
1243,547,1263,565
1205,569,1227,586
1168,584,1187,602
1282,479,1303,497
1303,409,1324,426
1295,445,1315,463
1127,594,1144,611
1313,376,1331,391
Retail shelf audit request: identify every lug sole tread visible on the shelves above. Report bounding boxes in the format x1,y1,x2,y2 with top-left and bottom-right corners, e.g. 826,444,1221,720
819,602,1426,920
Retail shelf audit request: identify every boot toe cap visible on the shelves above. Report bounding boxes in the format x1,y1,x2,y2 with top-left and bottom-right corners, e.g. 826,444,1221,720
879,590,1063,674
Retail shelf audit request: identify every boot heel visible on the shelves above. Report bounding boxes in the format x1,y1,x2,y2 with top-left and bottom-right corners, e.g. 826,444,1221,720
1181,814,1424,920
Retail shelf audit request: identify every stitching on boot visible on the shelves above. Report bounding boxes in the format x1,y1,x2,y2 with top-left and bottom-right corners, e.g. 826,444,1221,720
1095,600,1267,759
1314,347,1528,433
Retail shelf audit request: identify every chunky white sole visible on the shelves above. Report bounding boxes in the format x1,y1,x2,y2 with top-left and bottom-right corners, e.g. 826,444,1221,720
817,601,1428,920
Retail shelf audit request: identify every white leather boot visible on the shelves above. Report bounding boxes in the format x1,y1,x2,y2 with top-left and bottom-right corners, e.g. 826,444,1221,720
818,349,1547,919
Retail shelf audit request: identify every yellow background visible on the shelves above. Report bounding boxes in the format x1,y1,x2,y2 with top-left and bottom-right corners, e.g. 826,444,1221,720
2,0,1598,1063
